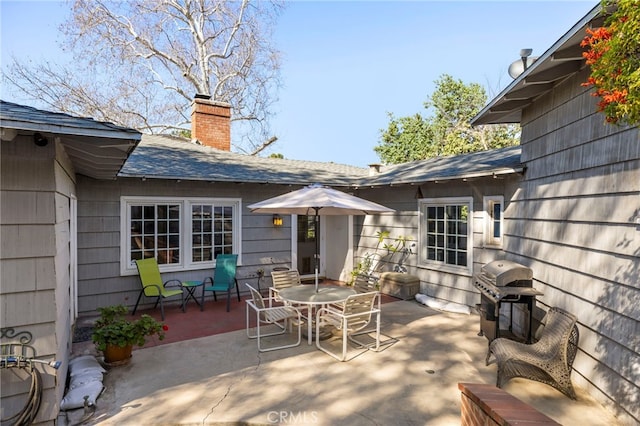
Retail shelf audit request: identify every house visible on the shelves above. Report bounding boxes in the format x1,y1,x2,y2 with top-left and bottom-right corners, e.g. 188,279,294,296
76,96,523,312
0,102,141,424
0,96,523,423
1,3,637,424
471,5,639,424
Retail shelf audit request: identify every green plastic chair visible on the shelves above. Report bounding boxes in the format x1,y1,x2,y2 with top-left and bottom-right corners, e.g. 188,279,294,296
133,258,184,320
200,254,240,312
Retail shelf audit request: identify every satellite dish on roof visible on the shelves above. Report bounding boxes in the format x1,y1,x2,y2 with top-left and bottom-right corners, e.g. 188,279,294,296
508,48,538,79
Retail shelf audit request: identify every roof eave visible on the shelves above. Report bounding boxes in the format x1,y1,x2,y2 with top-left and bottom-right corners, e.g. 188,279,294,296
471,4,603,126
357,166,525,188
1,118,142,141
1,101,142,180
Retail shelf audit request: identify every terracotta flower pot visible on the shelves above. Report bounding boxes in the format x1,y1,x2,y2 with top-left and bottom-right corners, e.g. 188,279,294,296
103,344,132,365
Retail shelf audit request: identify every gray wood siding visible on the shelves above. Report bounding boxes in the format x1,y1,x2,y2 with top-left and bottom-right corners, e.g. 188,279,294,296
75,179,307,312
511,67,639,424
0,136,76,423
76,177,520,315
354,179,520,307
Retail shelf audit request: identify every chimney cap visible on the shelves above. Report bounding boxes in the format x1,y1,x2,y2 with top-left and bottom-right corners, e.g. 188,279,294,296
368,163,382,176
194,93,211,100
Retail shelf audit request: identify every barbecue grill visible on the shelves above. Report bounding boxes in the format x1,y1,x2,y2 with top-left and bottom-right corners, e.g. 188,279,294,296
474,260,543,344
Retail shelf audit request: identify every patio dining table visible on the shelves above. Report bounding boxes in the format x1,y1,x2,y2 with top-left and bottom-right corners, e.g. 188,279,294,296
278,284,356,345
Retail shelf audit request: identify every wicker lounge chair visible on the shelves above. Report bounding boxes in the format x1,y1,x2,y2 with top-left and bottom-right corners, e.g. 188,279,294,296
486,307,579,399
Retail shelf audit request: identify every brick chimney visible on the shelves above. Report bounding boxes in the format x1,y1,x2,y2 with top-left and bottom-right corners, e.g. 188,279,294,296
191,95,231,150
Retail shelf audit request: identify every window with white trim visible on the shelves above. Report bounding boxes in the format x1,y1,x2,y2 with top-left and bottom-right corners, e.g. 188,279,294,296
191,203,235,262
483,196,503,246
121,197,241,273
129,203,181,265
419,197,472,270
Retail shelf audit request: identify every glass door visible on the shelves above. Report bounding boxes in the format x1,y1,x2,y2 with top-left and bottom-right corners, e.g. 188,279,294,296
296,215,318,275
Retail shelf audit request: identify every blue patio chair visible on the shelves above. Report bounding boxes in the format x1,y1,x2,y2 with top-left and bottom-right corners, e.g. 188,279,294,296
200,254,240,312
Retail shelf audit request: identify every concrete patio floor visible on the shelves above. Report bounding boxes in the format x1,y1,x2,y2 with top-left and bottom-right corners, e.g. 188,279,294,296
66,300,622,425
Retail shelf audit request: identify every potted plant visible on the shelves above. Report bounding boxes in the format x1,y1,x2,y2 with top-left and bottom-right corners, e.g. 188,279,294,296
92,305,168,364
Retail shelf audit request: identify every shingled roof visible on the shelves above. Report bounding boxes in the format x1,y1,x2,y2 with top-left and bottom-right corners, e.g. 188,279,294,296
2,100,524,185
119,134,523,187
0,100,141,138
363,145,523,187
118,134,369,187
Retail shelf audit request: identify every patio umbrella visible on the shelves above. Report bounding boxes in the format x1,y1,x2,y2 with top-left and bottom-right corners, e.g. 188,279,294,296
248,184,394,291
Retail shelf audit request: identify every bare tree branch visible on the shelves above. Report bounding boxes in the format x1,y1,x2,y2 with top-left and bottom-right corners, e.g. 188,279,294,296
3,0,284,154
247,135,277,156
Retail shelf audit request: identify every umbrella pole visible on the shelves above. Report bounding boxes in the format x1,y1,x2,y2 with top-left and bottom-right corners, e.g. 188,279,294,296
315,266,318,292
314,210,320,292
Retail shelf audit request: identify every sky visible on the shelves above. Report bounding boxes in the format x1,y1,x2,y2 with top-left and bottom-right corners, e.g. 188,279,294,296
1,0,597,167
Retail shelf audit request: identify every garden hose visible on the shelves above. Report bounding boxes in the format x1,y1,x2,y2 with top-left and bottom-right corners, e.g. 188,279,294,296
1,356,60,426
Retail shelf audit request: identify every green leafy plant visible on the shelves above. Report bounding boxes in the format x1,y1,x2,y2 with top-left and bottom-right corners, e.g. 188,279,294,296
351,231,415,281
92,305,167,351
581,0,640,125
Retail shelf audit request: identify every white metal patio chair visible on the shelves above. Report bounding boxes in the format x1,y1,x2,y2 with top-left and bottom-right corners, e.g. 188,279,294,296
332,273,380,311
269,269,307,310
245,284,302,352
315,291,381,361
270,269,302,299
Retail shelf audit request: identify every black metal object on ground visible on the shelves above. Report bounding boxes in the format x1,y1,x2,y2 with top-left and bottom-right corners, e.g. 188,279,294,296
474,260,543,344
73,327,94,343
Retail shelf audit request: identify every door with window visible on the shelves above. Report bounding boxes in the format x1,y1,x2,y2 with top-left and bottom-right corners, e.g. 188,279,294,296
294,214,352,282
296,215,317,275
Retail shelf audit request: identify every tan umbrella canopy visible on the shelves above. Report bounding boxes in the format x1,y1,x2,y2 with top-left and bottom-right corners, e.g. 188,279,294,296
248,184,394,290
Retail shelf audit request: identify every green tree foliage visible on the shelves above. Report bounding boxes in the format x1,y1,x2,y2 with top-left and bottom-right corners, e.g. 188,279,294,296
375,74,520,164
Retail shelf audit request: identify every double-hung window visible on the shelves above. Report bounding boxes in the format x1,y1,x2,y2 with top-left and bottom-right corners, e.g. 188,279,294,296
419,197,472,272
121,197,241,274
